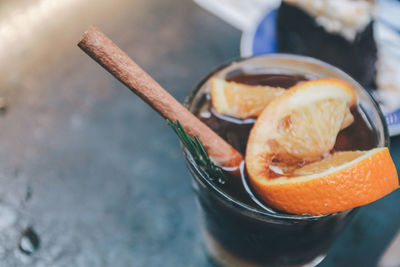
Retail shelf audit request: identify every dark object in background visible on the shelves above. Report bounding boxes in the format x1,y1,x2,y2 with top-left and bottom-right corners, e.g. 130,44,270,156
276,1,377,89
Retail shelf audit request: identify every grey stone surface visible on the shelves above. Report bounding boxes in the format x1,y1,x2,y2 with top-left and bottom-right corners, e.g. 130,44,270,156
0,0,399,266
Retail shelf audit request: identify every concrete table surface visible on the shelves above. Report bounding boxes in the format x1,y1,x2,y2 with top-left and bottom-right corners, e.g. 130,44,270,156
0,0,399,266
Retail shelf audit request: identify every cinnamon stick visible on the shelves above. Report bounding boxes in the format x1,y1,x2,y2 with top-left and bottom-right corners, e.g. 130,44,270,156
78,26,243,169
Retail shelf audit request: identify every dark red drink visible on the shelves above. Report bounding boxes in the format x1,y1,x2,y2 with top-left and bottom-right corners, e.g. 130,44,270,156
184,55,387,266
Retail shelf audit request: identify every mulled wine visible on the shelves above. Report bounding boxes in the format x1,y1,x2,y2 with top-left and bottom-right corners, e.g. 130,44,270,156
184,55,387,266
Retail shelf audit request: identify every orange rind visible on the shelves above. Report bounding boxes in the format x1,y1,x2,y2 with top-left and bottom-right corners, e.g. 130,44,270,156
249,148,398,215
245,78,398,215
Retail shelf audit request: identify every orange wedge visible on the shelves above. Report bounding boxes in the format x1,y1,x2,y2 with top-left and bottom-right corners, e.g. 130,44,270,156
210,78,285,119
246,78,356,165
245,78,399,215
249,148,398,215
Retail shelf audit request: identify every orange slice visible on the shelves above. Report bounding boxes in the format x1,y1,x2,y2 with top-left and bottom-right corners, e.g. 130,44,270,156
210,78,285,119
249,148,398,215
246,78,356,166
245,78,398,214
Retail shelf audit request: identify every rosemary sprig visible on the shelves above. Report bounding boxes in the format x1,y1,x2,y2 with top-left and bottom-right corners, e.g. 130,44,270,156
167,120,226,182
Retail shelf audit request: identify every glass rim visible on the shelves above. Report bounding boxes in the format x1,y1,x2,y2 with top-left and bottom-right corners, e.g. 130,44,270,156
183,53,389,221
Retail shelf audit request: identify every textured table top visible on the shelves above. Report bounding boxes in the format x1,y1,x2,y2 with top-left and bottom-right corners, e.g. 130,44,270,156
0,0,399,266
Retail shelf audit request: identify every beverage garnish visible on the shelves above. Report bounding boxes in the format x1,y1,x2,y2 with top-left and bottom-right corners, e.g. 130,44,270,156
167,120,227,183
245,78,398,215
78,26,243,171
211,77,285,119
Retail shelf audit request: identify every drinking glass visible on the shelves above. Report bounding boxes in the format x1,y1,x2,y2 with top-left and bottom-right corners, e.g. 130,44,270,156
182,54,389,267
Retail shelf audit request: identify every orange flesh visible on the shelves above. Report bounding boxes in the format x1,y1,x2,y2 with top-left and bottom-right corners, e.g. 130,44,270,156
211,78,285,119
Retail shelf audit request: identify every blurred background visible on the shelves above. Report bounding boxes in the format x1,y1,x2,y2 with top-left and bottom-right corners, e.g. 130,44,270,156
0,0,399,266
